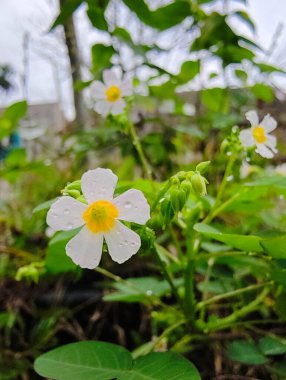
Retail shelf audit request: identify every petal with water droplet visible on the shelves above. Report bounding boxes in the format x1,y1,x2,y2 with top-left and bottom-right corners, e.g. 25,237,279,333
104,221,141,264
47,196,87,231
113,189,150,224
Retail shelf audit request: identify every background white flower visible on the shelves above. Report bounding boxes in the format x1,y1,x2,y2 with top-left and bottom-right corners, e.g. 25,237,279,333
91,69,132,116
46,168,150,269
239,110,278,158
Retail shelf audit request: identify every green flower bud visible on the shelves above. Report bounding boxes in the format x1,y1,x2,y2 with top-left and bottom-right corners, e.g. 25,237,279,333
196,161,211,174
180,180,192,199
137,226,156,251
66,180,81,191
191,173,207,196
76,195,88,204
160,196,174,225
15,264,41,283
66,189,81,199
170,188,186,212
147,214,163,229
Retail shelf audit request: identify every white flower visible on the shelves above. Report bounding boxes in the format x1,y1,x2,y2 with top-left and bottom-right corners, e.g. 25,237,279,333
239,110,278,159
91,69,132,116
46,168,150,269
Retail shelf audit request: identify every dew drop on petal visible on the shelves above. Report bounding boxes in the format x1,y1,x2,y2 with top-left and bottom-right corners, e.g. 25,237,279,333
64,209,70,215
125,201,132,209
66,223,74,230
119,243,124,247
131,241,136,247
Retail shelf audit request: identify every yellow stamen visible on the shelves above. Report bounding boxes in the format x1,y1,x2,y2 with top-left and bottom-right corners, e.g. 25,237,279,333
105,85,121,102
252,126,267,144
83,200,118,233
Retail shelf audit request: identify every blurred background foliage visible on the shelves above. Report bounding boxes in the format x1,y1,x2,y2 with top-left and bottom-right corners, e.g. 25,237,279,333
1,0,286,379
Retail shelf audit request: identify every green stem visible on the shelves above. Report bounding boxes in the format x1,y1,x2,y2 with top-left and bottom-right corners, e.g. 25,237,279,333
196,281,273,311
128,121,153,182
152,244,184,312
201,286,271,332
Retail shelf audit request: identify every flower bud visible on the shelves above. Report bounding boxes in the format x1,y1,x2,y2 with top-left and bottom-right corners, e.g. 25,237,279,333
191,173,207,196
196,161,210,174
66,189,81,199
15,264,41,283
137,226,156,251
180,180,192,199
66,180,81,191
160,196,174,225
170,188,186,212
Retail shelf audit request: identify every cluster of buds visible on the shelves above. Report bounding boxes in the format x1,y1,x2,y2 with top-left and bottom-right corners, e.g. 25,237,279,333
61,180,86,203
15,262,44,283
159,161,210,226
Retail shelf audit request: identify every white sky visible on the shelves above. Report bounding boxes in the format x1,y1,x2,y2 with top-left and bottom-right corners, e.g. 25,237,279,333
0,0,286,120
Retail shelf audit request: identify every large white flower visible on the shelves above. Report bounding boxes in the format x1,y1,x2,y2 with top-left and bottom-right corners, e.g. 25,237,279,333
46,168,150,269
239,110,278,159
91,69,132,116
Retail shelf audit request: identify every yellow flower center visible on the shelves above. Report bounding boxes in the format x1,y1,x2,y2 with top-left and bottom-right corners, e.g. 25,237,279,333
83,200,118,233
252,126,267,144
105,85,121,102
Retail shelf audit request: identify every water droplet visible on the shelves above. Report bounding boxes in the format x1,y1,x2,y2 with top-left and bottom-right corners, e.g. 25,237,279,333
146,290,153,296
246,157,250,162
66,223,74,230
226,151,232,156
226,175,233,182
131,242,136,246
119,243,123,247
125,201,132,209
124,239,129,245
64,209,70,215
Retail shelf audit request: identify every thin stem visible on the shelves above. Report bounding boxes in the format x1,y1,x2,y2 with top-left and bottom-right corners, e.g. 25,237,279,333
128,121,153,182
152,244,184,311
202,287,271,332
196,281,273,311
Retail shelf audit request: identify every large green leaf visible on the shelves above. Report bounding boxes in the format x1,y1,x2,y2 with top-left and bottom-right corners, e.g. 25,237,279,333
194,223,263,252
261,235,286,259
122,0,191,31
86,0,109,31
250,83,274,103
34,341,201,380
258,337,286,356
34,341,132,380
0,101,27,139
228,340,267,365
177,60,200,84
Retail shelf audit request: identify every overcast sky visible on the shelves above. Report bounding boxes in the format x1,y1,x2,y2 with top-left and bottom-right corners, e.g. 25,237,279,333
0,0,286,120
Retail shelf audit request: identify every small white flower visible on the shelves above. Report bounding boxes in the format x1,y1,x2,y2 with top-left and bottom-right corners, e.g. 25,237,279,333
91,69,132,116
46,168,150,269
239,110,278,159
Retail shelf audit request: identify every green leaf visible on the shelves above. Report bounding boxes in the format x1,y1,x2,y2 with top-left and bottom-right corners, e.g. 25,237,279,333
34,341,133,380
34,341,201,380
228,340,267,365
45,230,80,274
86,0,109,31
118,351,201,380
112,27,153,56
258,337,286,356
122,0,191,31
256,63,286,74
246,175,286,190
91,44,115,77
104,277,182,303
177,60,200,84
0,101,27,139
194,223,264,252
250,83,274,103
33,199,56,214
261,235,286,259
51,0,83,29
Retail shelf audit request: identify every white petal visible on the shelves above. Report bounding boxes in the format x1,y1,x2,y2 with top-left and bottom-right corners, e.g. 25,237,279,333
110,99,126,115
103,69,121,87
113,189,150,224
81,168,118,203
66,226,103,269
239,129,255,147
105,221,141,264
255,144,274,159
46,196,87,231
91,81,106,99
265,134,277,151
94,100,111,116
245,110,259,126
120,79,133,96
260,114,277,133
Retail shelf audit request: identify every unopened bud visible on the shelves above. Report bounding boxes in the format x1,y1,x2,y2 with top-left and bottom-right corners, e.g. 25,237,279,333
191,173,207,196
66,180,81,192
170,188,186,212
180,180,192,199
160,196,174,225
196,161,210,174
